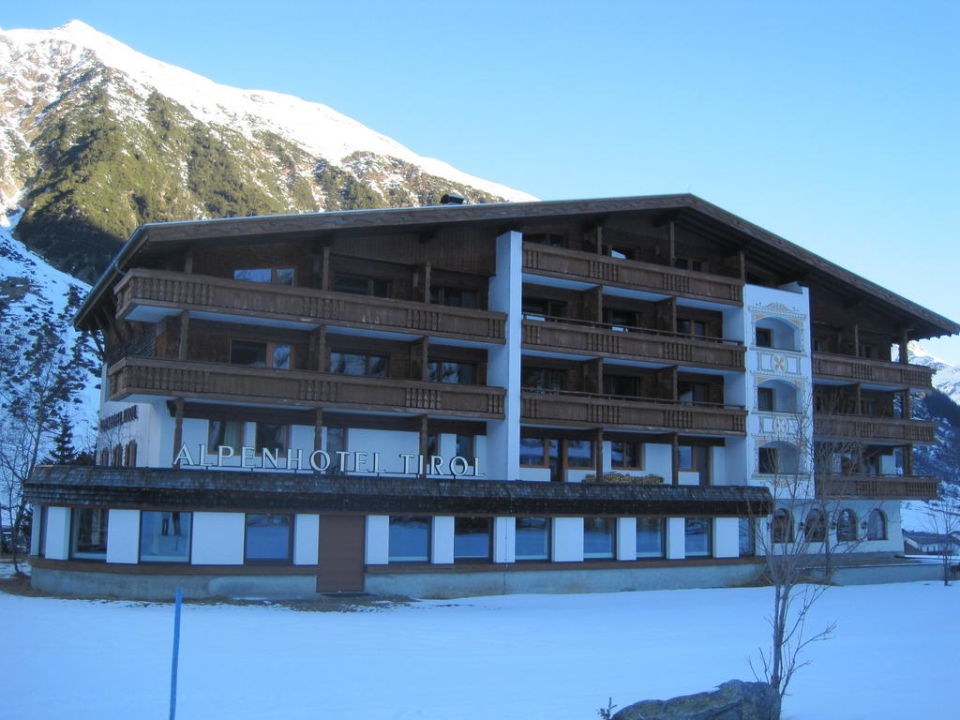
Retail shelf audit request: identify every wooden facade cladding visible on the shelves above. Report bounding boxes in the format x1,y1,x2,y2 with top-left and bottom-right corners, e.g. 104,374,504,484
521,391,746,435
522,319,745,371
812,352,933,389
522,243,743,305
813,414,937,444
109,357,505,418
816,474,939,501
115,269,506,344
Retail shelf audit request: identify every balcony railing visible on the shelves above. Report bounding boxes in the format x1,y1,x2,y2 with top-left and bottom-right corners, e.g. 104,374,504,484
812,352,933,389
109,357,505,418
521,390,746,434
522,316,744,370
817,474,939,500
115,269,506,344
522,244,743,304
814,414,937,444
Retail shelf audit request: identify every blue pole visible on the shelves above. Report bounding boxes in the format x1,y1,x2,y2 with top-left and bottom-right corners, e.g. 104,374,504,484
169,587,183,720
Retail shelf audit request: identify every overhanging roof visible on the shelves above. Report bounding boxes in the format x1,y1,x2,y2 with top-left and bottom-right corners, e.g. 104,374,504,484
75,194,959,339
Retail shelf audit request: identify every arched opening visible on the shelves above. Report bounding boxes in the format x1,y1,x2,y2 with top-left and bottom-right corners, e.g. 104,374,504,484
772,509,794,543
837,508,858,542
755,317,799,351
866,509,887,541
758,441,800,475
757,379,799,413
804,508,827,542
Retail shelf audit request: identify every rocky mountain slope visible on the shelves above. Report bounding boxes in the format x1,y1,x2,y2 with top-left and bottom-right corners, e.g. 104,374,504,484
0,21,535,283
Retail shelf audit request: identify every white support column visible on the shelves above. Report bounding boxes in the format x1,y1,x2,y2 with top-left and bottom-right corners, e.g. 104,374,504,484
106,509,140,564
431,516,454,564
616,517,637,561
713,517,739,558
365,515,390,565
666,517,686,560
552,517,584,562
493,517,516,563
44,506,70,560
191,512,244,565
294,514,320,565
486,230,523,481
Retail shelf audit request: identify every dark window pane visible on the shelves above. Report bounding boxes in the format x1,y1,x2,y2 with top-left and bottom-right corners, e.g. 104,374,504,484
72,508,109,559
428,361,475,385
612,441,641,468
456,434,475,458
636,517,664,558
454,517,491,562
758,388,774,411
231,341,267,367
566,440,594,468
140,511,191,562
209,420,244,451
275,268,295,285
245,514,293,563
520,437,546,466
256,424,287,453
389,516,430,562
739,517,756,556
584,517,615,559
516,517,549,561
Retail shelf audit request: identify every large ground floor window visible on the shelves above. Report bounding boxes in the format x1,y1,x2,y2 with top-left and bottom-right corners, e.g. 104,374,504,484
636,517,665,558
140,511,192,562
584,517,616,560
454,517,491,563
244,514,293,564
71,508,109,560
685,518,712,557
389,516,431,562
515,517,550,561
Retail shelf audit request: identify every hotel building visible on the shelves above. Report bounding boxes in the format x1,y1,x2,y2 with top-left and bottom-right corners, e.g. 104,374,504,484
25,195,956,598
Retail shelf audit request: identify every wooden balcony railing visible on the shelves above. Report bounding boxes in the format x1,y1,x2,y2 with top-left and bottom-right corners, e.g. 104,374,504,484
812,352,933,389
115,269,506,344
522,390,746,434
523,317,744,370
814,414,937,444
109,357,505,418
522,244,743,304
817,474,940,500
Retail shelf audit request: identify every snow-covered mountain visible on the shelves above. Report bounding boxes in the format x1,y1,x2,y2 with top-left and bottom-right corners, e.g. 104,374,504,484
910,342,960,405
0,20,535,282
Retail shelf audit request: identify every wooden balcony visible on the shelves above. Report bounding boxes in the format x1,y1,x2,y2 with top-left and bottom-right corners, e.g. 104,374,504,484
523,318,744,370
814,414,937,444
522,244,743,305
817,474,940,500
522,390,746,434
812,352,933,389
115,269,505,344
109,357,505,418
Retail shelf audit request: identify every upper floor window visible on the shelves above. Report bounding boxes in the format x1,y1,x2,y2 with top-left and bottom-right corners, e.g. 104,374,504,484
866,509,887,540
837,509,858,542
209,419,244,451
455,434,476,458
522,367,566,392
805,509,827,542
673,257,704,272
678,381,710,405
330,352,387,377
754,318,798,351
522,298,567,320
431,286,477,308
334,273,390,297
255,423,289,454
231,340,291,369
565,439,594,468
525,233,567,248
428,361,476,385
604,374,643,398
772,509,794,543
604,308,646,331
234,267,294,285
611,440,643,469
677,318,708,339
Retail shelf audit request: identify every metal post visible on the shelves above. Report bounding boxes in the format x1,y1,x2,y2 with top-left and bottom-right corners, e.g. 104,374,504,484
169,587,183,720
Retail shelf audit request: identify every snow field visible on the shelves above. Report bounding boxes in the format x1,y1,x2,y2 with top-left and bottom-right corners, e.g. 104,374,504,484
2,581,956,720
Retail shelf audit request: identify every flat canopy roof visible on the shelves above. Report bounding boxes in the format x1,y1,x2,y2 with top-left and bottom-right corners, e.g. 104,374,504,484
75,193,959,339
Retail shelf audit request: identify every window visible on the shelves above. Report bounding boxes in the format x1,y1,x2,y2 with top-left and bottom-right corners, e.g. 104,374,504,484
454,517,491,563
519,437,547,466
455,434,475,459
111,445,123,467
755,318,798,351
388,516,430,562
525,233,566,247
755,328,773,347
326,427,347,460
583,517,616,560
522,298,567,320
99,448,109,466
566,439,594,468
522,367,565,392
757,388,775,411
244,514,293,564
230,340,291,369
636,517,665,558
685,518,712,557
209,420,244,452
678,445,709,474
431,285,477,308
140,511,191,562
334,273,390,297
425,433,439,458
678,318,707,338
427,361,476,385
604,374,643,398
234,267,294,285
837,509,858,542
772,509,794,543
758,443,800,475
255,423,288,454
330,352,387,377
124,440,138,467
738,517,756,557
604,308,645,331
71,508,109,560
805,509,827,542
866,509,887,541
678,381,709,405
611,440,643,469
674,257,704,272
515,517,550,561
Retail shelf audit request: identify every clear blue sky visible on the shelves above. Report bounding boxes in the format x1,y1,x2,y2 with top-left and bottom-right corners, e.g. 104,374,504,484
5,1,960,362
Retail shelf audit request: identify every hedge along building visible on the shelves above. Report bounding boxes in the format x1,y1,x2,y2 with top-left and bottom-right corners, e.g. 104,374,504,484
25,194,958,599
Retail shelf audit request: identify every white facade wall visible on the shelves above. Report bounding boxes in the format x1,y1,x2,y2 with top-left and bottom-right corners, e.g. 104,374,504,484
365,515,390,564
616,518,637,561
713,517,739,558
44,506,70,560
191,512,244,565
494,517,515,563
431,516,455,564
293,514,320,566
665,517,686,560
106,509,140,564
552,517,584,562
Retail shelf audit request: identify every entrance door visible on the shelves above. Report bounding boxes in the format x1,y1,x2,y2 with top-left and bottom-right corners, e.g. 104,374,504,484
316,515,365,593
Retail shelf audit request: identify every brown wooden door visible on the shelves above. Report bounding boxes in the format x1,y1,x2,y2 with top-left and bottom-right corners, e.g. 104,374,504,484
316,515,366,593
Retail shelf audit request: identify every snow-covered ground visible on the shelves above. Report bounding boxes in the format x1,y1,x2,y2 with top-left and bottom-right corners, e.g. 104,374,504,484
1,581,955,719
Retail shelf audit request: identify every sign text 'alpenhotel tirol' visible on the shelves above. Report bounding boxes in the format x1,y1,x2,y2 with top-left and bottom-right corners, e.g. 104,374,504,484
174,444,483,477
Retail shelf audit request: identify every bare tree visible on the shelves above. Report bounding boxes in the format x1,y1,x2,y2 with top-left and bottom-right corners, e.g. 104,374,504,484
922,486,960,586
